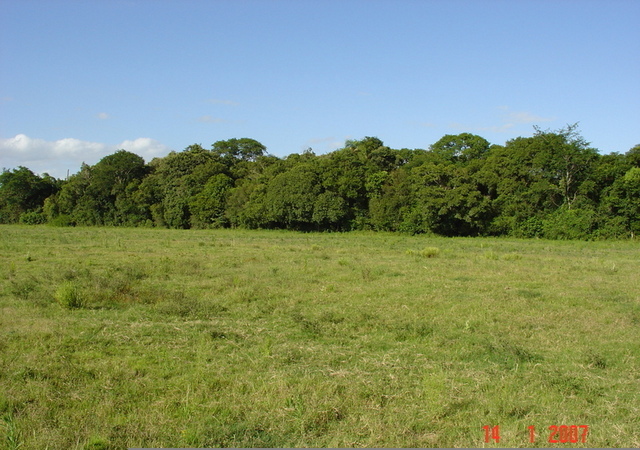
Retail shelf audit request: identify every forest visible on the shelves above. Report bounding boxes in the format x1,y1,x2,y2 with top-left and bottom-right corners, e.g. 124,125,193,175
1,125,639,239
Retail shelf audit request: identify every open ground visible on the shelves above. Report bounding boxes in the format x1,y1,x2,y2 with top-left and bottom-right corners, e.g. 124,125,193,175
1,226,639,448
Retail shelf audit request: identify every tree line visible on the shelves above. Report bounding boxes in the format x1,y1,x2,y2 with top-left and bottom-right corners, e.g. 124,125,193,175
1,125,639,239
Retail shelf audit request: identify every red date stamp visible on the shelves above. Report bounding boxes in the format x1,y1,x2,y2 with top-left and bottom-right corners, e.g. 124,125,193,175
483,425,589,444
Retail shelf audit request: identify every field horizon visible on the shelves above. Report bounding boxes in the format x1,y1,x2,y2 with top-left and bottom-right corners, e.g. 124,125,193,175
1,225,639,448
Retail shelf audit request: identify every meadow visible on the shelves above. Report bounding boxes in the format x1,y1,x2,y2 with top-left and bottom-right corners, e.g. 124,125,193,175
0,225,639,449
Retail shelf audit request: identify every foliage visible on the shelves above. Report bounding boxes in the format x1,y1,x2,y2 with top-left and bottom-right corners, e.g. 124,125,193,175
19,210,47,225
0,167,59,223
3,127,639,239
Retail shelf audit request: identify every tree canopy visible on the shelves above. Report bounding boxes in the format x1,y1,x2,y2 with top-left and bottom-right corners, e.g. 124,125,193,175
2,128,638,239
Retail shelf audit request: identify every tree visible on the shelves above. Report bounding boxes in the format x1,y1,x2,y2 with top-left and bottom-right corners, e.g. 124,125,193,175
189,174,233,228
476,125,599,236
430,133,491,164
89,150,149,225
138,145,224,228
626,144,640,168
212,138,266,163
264,163,321,230
319,137,395,228
599,167,640,237
531,124,598,209
312,191,348,230
368,168,412,231
407,161,493,236
0,167,59,223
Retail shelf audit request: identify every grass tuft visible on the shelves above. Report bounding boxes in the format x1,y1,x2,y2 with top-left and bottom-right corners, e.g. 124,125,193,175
407,247,441,258
54,281,84,309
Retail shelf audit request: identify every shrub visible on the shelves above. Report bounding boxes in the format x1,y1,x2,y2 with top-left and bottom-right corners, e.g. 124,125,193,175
48,214,74,227
514,216,544,238
19,211,47,225
542,207,595,240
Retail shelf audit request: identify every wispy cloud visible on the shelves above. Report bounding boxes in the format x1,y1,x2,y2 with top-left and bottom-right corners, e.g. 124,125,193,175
96,112,110,120
505,110,554,124
197,115,230,124
303,136,346,153
206,98,239,106
0,134,171,179
448,108,555,135
410,121,437,128
449,121,517,134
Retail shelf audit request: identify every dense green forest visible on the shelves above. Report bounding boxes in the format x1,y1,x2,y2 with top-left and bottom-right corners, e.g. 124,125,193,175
2,125,639,239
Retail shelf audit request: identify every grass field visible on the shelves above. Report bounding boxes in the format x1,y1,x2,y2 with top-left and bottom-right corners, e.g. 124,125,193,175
1,225,639,449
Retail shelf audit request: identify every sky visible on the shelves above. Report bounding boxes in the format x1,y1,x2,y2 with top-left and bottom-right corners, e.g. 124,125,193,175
1,0,639,179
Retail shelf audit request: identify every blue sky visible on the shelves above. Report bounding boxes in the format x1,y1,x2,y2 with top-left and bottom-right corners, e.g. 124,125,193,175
1,0,639,178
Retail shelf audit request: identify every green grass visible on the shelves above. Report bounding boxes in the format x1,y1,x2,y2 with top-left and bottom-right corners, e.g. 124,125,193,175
1,225,639,448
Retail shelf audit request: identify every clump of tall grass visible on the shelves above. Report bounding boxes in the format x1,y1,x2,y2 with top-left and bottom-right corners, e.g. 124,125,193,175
407,247,441,258
55,281,84,309
2,413,23,450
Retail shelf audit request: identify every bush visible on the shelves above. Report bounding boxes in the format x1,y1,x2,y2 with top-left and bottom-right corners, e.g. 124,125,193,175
514,216,544,238
542,207,595,240
48,214,74,227
19,211,47,225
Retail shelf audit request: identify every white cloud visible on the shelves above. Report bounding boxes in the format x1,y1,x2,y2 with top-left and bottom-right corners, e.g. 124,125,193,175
117,138,172,160
97,112,110,120
0,134,171,179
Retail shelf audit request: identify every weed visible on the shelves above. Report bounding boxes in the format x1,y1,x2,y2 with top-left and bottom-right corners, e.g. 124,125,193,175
7,262,16,279
155,291,210,318
420,247,441,258
291,311,323,336
585,350,608,369
83,436,111,450
407,247,440,258
2,413,23,450
54,281,84,309
235,286,259,303
502,252,522,260
10,278,37,300
484,250,500,260
392,320,433,341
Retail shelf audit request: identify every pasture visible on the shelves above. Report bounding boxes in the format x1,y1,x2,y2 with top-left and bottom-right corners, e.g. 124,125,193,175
1,226,639,448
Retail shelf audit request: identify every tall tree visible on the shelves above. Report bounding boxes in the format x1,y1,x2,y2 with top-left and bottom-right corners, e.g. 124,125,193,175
531,124,598,209
430,133,491,164
0,167,59,223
